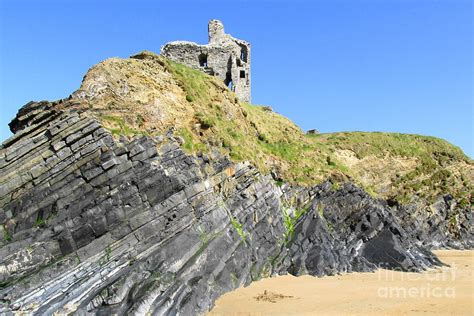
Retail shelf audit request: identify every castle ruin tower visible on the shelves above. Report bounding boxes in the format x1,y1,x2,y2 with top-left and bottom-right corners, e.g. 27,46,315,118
161,20,251,103
208,19,225,43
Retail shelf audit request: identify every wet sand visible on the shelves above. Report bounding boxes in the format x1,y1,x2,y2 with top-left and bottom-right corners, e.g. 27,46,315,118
208,250,473,315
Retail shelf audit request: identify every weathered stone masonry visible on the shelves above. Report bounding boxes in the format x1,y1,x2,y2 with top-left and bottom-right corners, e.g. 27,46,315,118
161,20,251,102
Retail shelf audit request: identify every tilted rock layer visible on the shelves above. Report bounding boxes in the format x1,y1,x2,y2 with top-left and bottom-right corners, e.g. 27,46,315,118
0,54,472,315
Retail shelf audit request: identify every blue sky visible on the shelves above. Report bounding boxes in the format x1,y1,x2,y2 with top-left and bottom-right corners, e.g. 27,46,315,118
0,0,472,157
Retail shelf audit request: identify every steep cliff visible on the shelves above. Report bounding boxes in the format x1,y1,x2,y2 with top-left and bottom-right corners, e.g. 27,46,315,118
68,51,473,205
0,52,472,315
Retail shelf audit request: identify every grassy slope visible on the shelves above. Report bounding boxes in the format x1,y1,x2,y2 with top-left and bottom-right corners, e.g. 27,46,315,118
74,52,473,206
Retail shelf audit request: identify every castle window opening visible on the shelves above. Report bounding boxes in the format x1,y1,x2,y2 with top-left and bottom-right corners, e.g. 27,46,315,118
240,47,248,62
240,70,245,78
198,53,208,67
225,72,234,91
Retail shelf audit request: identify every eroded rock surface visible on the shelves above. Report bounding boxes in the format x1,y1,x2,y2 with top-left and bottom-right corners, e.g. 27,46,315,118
0,101,471,315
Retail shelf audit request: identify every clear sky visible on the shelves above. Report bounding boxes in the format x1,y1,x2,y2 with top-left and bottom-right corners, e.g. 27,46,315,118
1,0,472,157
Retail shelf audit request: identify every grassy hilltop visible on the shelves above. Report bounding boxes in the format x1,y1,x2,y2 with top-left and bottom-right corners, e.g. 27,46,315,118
70,51,473,206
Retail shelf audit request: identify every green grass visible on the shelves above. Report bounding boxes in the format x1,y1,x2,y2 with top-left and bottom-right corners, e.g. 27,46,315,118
3,225,11,243
164,59,211,104
35,213,46,227
309,132,465,160
230,272,239,287
330,182,340,191
197,225,220,245
105,245,111,261
449,214,458,226
365,186,378,198
195,112,215,129
306,132,471,203
175,128,206,153
282,206,309,245
98,245,112,266
282,208,294,244
100,115,147,137
228,213,247,242
317,204,324,218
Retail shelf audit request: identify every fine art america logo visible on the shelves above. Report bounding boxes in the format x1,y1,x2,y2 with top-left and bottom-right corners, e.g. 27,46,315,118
376,262,457,299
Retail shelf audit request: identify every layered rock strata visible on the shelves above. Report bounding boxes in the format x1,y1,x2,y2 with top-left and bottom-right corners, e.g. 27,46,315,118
0,102,471,315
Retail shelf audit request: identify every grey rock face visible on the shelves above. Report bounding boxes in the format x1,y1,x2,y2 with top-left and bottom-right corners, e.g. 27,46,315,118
0,102,471,315
393,196,474,249
161,20,251,102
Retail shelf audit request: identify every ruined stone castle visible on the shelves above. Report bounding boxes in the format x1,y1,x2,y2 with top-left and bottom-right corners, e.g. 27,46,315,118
161,20,251,102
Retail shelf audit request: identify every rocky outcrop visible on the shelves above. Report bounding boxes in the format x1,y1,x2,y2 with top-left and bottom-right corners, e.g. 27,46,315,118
393,197,473,249
0,101,471,315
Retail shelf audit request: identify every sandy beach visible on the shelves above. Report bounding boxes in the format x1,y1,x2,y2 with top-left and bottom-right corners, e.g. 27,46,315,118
208,250,474,316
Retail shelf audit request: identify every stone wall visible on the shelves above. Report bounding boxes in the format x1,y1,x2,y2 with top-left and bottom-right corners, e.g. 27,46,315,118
161,20,251,102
